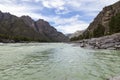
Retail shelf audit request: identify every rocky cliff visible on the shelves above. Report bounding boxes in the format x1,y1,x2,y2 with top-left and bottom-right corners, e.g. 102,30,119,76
0,11,68,42
71,1,120,41
83,1,120,38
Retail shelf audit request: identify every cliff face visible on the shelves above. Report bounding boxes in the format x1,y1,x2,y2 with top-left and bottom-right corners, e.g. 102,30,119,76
70,1,120,41
88,1,120,33
84,1,120,37
0,11,68,42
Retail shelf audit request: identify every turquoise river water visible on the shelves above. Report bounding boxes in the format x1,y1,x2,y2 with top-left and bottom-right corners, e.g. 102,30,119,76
0,43,120,80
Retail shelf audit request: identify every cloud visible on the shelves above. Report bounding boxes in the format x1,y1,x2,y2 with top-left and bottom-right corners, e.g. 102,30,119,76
56,22,89,34
41,0,65,9
38,14,89,33
41,0,69,14
0,0,43,16
0,0,119,34
53,15,89,33
41,0,119,14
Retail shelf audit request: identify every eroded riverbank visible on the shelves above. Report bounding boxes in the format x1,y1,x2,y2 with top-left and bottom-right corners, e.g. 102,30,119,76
75,33,120,50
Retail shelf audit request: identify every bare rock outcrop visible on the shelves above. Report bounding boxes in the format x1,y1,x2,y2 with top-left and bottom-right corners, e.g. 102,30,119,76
77,33,120,50
85,1,120,35
70,1,120,42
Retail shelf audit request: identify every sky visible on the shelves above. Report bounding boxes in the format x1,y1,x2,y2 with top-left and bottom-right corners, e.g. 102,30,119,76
0,0,119,34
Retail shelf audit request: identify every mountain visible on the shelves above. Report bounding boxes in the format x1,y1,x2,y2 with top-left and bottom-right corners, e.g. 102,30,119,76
0,11,69,42
69,30,84,40
71,1,120,41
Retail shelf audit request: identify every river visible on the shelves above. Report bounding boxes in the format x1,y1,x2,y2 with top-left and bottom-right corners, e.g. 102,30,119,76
0,43,120,80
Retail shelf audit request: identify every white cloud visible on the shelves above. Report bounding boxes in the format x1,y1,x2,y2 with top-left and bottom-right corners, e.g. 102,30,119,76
56,22,89,34
52,15,81,25
53,15,89,33
55,7,70,14
0,0,119,34
42,0,65,9
40,0,69,14
0,0,43,17
41,0,119,14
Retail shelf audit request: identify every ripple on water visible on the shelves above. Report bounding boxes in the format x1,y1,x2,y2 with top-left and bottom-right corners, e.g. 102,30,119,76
0,43,120,80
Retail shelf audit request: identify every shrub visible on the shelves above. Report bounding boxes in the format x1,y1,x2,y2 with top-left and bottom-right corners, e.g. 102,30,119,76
83,31,90,39
70,36,79,41
93,24,105,38
109,13,120,34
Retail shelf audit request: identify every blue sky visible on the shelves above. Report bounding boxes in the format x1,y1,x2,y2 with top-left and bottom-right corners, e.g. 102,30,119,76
0,0,119,33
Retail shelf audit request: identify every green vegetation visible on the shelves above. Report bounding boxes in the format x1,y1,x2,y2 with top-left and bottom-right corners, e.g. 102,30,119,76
70,34,84,41
83,31,91,39
109,13,120,34
70,36,79,41
0,34,49,42
0,19,49,42
70,24,105,41
71,13,120,41
93,24,105,38
0,34,31,42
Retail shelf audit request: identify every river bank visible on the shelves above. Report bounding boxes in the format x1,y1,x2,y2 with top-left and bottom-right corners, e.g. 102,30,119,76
74,33,120,50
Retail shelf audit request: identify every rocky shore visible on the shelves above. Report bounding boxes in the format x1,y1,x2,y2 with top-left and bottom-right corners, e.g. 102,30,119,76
75,33,120,50
108,76,120,80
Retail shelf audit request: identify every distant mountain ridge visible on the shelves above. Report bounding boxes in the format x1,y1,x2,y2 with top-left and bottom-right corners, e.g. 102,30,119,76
67,30,84,38
0,11,69,42
71,1,120,41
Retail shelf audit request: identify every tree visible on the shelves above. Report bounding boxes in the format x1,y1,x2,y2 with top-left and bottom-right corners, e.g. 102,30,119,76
93,24,105,38
109,13,120,34
70,36,79,41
